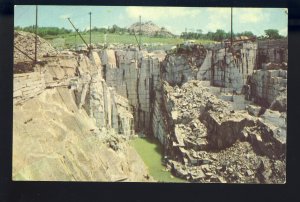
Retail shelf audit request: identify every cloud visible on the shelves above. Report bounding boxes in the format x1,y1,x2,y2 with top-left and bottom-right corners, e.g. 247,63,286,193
206,22,225,32
279,27,288,36
59,14,71,19
125,6,202,21
235,8,269,24
205,8,231,32
204,8,270,32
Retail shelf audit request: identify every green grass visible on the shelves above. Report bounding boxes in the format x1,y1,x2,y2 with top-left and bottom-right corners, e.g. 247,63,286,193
45,32,215,48
130,136,186,183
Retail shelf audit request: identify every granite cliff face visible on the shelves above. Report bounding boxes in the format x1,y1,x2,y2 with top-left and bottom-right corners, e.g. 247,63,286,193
13,32,152,181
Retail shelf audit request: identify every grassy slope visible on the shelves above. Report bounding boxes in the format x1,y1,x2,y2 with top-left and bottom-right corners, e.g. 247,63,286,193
45,32,215,48
130,137,186,183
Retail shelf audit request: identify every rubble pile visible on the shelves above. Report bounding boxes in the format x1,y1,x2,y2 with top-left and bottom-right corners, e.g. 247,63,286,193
168,141,285,183
129,21,174,37
269,88,287,112
162,80,286,183
14,31,57,64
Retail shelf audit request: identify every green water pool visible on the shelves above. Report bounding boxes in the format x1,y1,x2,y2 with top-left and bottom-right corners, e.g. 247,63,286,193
130,136,187,183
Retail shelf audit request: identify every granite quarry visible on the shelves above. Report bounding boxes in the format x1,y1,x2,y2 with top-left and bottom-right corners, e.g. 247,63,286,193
13,31,287,183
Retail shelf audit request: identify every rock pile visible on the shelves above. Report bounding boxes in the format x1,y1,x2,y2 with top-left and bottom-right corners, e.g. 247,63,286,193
162,80,286,183
14,31,57,64
168,141,285,183
129,21,174,37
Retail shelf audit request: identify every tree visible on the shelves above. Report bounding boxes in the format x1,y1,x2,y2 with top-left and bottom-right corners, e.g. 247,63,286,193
205,32,214,40
264,29,282,39
213,29,226,41
239,31,255,37
196,29,202,34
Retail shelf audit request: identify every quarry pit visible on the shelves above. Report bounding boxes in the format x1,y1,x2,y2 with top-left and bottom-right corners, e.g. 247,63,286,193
13,31,287,183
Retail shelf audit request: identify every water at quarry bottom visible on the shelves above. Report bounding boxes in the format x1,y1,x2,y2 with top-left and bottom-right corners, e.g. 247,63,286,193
130,136,187,183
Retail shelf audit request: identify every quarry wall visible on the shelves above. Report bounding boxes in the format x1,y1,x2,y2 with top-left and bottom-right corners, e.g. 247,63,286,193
162,42,257,93
13,72,46,104
99,49,165,135
250,68,287,105
13,51,135,137
93,41,287,144
210,42,257,92
257,39,288,66
72,52,135,136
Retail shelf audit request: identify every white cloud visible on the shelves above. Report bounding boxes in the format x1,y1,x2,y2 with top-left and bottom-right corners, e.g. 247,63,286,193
206,22,225,32
204,8,270,32
235,8,269,24
205,8,231,32
125,6,202,21
279,27,288,36
59,14,71,19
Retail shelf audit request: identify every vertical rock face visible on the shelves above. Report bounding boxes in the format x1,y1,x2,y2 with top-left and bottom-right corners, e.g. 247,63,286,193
161,42,257,93
152,96,167,144
100,49,165,134
257,39,288,66
162,45,207,85
210,42,257,92
249,68,287,108
197,50,212,81
73,52,135,136
137,55,162,132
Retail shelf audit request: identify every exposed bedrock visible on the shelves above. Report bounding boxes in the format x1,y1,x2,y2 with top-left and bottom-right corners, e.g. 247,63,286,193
13,48,151,181
99,49,165,134
162,45,207,85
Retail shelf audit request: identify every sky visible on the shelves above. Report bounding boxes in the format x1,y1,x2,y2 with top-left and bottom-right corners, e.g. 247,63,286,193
14,6,288,36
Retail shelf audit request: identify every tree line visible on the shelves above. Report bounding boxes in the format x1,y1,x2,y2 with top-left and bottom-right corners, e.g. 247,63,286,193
180,29,286,41
15,25,128,36
15,26,72,37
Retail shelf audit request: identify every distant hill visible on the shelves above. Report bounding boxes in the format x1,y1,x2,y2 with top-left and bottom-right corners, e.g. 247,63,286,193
128,21,175,37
